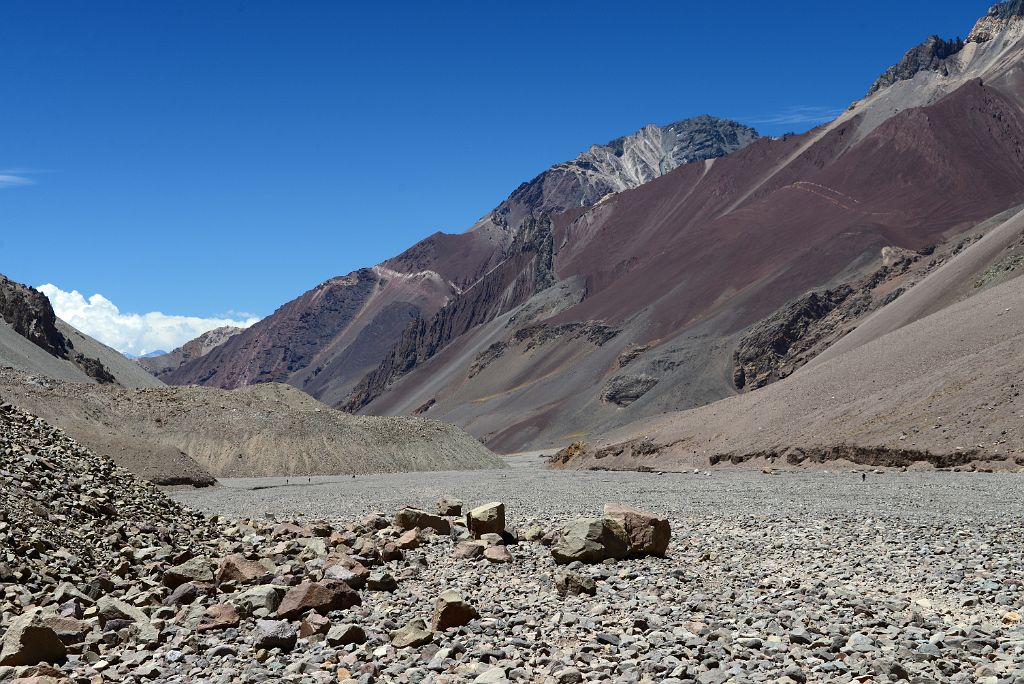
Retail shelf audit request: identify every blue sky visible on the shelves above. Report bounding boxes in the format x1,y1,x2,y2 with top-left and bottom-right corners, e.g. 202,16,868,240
0,1,988,352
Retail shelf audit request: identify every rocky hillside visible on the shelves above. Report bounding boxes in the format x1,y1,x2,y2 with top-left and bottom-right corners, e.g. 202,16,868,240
0,274,162,389
347,3,1024,452
137,325,243,379
151,117,759,406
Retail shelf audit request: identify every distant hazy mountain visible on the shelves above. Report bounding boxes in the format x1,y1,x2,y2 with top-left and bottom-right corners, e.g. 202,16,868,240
136,326,242,380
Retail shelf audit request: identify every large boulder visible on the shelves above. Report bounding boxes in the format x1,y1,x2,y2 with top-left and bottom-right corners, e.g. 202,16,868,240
0,612,66,666
551,518,628,565
276,580,361,619
394,507,451,535
453,541,485,560
466,502,505,538
432,590,479,631
603,503,671,557
162,557,214,589
217,554,274,584
95,597,159,644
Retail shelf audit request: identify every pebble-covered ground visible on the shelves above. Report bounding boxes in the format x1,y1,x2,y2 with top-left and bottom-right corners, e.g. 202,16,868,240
163,458,1024,684
4,403,1023,684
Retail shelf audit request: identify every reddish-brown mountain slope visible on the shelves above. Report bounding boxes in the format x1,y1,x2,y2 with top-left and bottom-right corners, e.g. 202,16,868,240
155,117,757,405
353,9,1024,452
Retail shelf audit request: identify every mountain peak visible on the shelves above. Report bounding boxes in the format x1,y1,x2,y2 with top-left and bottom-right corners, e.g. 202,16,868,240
492,116,759,231
867,35,965,96
969,1,1024,43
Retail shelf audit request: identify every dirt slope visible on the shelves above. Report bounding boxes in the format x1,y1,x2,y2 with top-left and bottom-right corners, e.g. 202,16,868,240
0,368,503,486
557,248,1024,471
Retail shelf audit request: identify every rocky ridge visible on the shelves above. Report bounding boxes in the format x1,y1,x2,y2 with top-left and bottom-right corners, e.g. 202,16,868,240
868,36,965,96
492,116,759,232
0,366,503,485
343,216,559,412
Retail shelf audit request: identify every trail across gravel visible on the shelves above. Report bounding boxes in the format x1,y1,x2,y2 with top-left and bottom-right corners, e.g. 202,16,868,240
172,455,1023,524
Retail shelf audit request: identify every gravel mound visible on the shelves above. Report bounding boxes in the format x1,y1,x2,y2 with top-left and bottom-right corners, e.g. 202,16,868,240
0,368,503,485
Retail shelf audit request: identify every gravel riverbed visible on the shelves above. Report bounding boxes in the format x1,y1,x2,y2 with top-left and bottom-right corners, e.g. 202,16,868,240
162,459,1024,684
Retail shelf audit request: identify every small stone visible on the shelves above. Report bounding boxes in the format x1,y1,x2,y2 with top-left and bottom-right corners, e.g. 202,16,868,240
394,507,451,534
396,529,420,550
555,570,596,597
217,554,273,583
554,667,584,684
454,542,485,560
432,590,479,630
276,580,361,619
254,619,297,651
390,618,433,648
298,611,331,637
483,546,513,563
326,623,366,646
196,603,241,632
367,571,398,592
162,557,213,589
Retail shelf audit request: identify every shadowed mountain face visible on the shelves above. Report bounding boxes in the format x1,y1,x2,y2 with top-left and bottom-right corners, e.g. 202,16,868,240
155,116,758,405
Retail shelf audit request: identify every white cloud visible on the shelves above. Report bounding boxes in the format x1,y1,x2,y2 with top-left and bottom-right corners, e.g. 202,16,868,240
0,174,33,188
37,284,260,357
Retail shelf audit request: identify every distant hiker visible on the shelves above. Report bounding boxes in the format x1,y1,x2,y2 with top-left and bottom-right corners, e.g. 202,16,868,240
862,472,866,482
308,477,311,483
285,478,289,485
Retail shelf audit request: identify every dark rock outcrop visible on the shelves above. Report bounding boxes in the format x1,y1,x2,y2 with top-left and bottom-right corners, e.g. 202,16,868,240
600,374,659,407
732,287,854,391
0,275,69,358
868,36,965,96
0,275,115,384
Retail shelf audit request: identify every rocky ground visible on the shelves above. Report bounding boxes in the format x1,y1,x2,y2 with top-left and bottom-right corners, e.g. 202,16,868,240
3,410,1023,684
